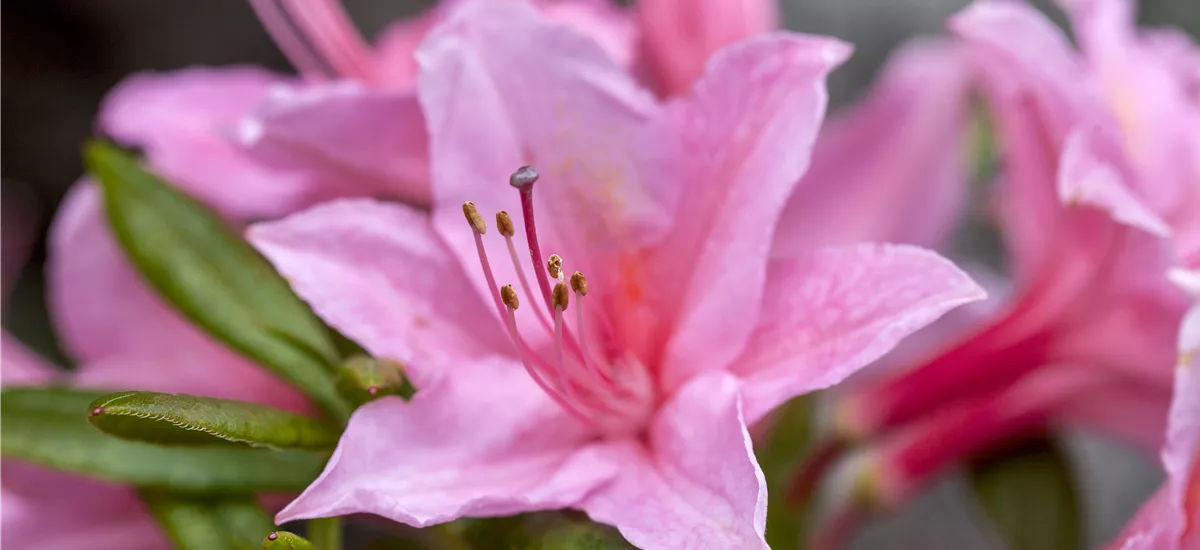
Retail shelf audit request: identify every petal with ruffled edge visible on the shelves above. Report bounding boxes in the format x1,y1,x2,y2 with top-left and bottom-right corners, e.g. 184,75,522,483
417,0,669,320
772,39,970,256
47,183,307,410
237,82,430,208
99,67,316,220
636,0,776,97
732,244,984,423
275,357,613,526
248,198,510,387
653,34,850,390
580,372,768,550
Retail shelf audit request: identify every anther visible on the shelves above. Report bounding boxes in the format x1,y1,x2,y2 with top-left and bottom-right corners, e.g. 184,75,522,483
548,254,563,279
462,201,487,234
570,271,588,296
510,165,539,188
553,282,570,311
501,284,520,310
496,211,515,237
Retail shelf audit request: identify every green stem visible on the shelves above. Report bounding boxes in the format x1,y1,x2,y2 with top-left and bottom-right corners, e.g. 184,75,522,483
307,517,342,550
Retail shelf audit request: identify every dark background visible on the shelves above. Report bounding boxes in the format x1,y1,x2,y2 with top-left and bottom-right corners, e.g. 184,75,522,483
2,1,1197,548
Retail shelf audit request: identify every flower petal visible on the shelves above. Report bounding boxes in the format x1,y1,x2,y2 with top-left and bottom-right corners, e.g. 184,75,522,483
654,34,850,390
248,199,510,386
275,357,613,526
580,372,768,550
237,82,430,208
417,0,670,317
733,244,985,423
636,0,776,96
0,333,59,386
99,67,314,219
47,183,306,408
772,39,970,256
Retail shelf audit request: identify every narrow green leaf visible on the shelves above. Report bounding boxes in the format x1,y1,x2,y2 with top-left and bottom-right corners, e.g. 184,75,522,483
755,395,816,550
463,513,633,549
87,391,339,450
307,517,343,550
263,531,316,550
141,492,276,550
1,387,325,493
969,438,1083,550
336,356,415,406
85,141,350,421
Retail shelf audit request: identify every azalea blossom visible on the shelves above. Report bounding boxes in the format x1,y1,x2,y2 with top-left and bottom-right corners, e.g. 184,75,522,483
247,3,985,548
1105,281,1199,550
816,0,1198,511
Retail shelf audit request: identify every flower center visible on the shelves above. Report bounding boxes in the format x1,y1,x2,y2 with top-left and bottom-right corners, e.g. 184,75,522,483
462,166,655,436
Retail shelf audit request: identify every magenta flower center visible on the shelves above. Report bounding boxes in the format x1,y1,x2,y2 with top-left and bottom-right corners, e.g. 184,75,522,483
464,166,657,436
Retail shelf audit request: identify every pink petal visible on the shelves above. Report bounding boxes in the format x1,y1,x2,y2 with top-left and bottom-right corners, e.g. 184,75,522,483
46,183,307,409
535,0,638,69
417,0,670,316
275,357,613,526
636,0,776,96
1164,304,1200,542
2,463,165,550
733,244,985,423
1057,130,1170,237
99,67,315,220
772,39,970,256
1,333,59,386
580,372,768,550
653,34,850,390
949,0,1116,282
1104,486,1174,550
237,82,431,208
248,199,510,387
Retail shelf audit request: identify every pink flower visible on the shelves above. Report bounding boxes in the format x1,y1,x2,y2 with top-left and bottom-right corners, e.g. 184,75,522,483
823,0,1198,508
248,3,984,548
1105,285,1199,550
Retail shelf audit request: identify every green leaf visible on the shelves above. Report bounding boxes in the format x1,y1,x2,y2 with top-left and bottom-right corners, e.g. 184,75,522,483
141,492,276,550
87,391,339,450
336,356,415,406
462,513,633,549
1,387,325,493
307,517,343,550
754,395,816,550
85,141,350,422
263,531,316,550
969,438,1083,550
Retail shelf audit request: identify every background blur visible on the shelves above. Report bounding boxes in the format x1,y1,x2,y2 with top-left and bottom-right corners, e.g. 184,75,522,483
3,1,1198,548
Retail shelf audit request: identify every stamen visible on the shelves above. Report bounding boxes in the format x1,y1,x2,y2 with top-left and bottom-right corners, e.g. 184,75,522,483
249,0,377,81
496,211,516,238
463,201,487,235
570,271,609,383
548,254,564,280
500,284,520,310
504,233,554,334
553,283,570,311
570,271,588,296
504,305,596,426
553,301,581,404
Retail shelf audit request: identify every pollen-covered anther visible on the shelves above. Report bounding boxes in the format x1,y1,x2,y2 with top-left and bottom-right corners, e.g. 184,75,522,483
570,271,588,296
501,284,520,310
547,254,563,279
462,201,487,234
496,211,515,237
510,165,539,188
552,282,570,311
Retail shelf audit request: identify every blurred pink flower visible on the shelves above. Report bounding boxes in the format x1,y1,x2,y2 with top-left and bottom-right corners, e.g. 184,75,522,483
246,3,984,549
823,0,1198,509
1105,294,1199,550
